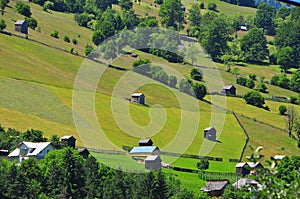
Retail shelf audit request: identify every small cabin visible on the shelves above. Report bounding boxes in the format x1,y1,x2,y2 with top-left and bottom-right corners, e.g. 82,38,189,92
131,93,145,105
15,20,28,34
0,149,9,156
240,26,248,31
61,135,76,148
145,155,162,171
221,85,236,96
138,138,153,146
201,180,229,197
204,127,216,141
235,162,250,176
78,148,90,159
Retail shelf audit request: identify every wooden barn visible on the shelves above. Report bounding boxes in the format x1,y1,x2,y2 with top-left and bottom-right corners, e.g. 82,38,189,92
129,146,159,158
78,148,90,159
138,138,153,146
235,162,250,176
221,85,236,96
131,93,145,105
204,127,216,141
201,180,229,197
61,135,76,148
15,20,28,34
145,155,162,171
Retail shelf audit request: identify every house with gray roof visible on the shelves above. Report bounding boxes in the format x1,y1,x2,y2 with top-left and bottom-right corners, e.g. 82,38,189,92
201,180,229,197
7,142,54,162
145,155,161,171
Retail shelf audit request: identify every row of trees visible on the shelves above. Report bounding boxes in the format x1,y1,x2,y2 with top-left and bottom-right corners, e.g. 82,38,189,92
270,69,300,94
0,147,209,199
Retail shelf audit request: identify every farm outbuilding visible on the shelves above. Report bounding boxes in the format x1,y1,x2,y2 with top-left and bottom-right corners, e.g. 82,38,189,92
201,180,229,197
145,155,162,171
235,162,263,176
233,178,262,190
131,93,145,105
15,20,28,34
221,85,236,96
204,127,216,141
138,138,153,146
240,26,248,31
61,135,76,148
78,148,90,159
129,146,160,158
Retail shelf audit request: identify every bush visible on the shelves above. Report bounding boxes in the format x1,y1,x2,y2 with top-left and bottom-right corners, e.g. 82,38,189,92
270,75,279,86
70,47,74,54
207,2,217,11
269,53,277,64
25,17,38,30
249,73,257,80
236,76,247,86
43,1,54,11
190,68,203,81
16,2,32,17
50,30,59,38
256,83,267,93
196,158,209,170
74,12,90,27
243,91,265,107
64,35,70,43
84,45,93,56
154,0,163,4
0,19,6,31
246,79,255,89
290,96,297,104
132,58,151,68
279,105,287,115
169,75,177,88
200,2,205,9
72,38,78,45
193,83,207,100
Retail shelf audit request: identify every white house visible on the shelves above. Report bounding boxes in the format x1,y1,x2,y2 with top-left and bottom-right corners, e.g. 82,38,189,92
7,142,54,162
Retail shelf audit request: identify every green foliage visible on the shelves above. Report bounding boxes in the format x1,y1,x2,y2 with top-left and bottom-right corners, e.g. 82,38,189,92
16,2,32,17
179,78,192,95
159,0,184,30
169,75,177,88
0,0,9,15
92,30,105,45
190,68,203,81
22,129,48,142
243,91,265,107
207,2,217,11
132,58,151,68
289,69,300,93
246,78,255,89
277,7,291,20
84,44,93,56
154,0,163,4
200,15,232,61
193,83,207,100
256,82,267,93
249,73,256,80
186,45,200,65
74,12,91,27
100,40,117,60
290,96,297,104
277,46,294,72
200,2,204,9
196,158,209,170
72,38,78,45
236,76,247,86
0,19,6,30
119,0,132,11
25,17,38,30
50,30,59,38
246,145,264,163
254,3,276,35
240,28,269,63
279,105,287,115
278,74,290,89
43,1,53,11
188,4,201,27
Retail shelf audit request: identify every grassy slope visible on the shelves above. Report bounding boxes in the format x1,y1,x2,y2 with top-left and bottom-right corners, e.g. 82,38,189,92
2,0,93,55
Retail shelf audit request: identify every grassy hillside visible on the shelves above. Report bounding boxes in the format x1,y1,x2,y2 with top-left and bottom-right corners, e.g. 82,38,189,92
2,0,93,55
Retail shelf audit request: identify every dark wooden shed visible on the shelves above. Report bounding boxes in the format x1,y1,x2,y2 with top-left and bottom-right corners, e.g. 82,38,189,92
201,180,229,197
61,135,76,148
145,155,162,171
221,85,236,95
78,148,90,159
131,93,145,105
15,20,28,34
138,138,153,146
204,127,216,141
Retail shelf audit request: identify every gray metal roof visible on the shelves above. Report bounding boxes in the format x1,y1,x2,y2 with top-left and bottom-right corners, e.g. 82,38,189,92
201,180,229,192
132,93,144,97
139,138,152,143
61,135,76,140
145,155,160,161
233,178,261,189
223,85,235,90
204,127,215,131
15,20,26,25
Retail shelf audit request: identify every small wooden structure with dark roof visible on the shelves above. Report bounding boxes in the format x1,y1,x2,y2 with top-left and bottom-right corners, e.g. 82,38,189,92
131,93,145,105
235,162,264,176
201,180,229,197
138,138,153,146
78,148,90,159
221,85,236,96
61,135,76,148
15,20,28,34
204,127,216,141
